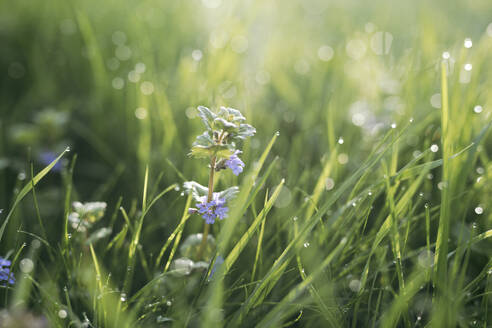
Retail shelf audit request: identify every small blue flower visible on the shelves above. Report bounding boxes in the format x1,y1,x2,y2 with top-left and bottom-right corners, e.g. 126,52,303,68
39,151,62,172
225,151,245,176
0,256,15,285
196,197,229,224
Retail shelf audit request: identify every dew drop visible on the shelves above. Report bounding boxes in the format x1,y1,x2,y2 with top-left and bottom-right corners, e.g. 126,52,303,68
338,137,344,145
473,105,483,113
409,117,414,123
293,216,298,221
474,206,483,215
65,146,71,152
430,144,439,152
464,63,472,71
303,242,310,248
275,131,280,136
391,123,397,129
325,178,335,190
442,51,450,59
58,309,67,319
20,258,34,273
464,38,472,48
120,293,127,302
424,203,429,209
166,300,172,306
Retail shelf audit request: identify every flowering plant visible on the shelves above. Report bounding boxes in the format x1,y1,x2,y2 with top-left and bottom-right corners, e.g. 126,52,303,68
184,106,255,258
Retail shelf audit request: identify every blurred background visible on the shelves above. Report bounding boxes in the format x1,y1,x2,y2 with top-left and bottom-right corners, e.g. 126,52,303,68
1,0,491,206
0,0,491,326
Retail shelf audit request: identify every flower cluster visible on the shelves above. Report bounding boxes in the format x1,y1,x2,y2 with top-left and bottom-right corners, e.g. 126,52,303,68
225,151,245,176
185,106,255,225
196,197,229,224
0,257,15,285
68,201,107,232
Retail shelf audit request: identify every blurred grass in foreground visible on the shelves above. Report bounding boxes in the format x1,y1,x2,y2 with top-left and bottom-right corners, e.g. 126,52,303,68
0,0,491,327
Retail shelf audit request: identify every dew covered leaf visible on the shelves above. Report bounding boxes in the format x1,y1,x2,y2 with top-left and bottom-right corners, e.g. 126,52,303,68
232,123,256,140
217,186,239,201
197,106,216,130
214,117,238,131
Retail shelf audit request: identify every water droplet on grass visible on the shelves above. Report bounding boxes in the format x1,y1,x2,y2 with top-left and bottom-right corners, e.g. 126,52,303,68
58,309,67,319
338,137,344,144
430,144,439,152
473,105,483,113
474,206,483,215
325,178,335,190
20,258,34,273
303,242,310,248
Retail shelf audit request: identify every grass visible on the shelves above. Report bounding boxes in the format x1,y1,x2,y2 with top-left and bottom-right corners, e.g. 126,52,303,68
0,0,491,327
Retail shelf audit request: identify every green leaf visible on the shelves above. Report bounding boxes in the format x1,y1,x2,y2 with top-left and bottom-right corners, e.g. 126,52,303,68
190,145,213,158
214,117,238,130
197,106,216,130
233,123,256,139
192,131,214,148
217,186,239,201
0,148,69,243
183,181,238,202
218,106,246,122
183,181,209,201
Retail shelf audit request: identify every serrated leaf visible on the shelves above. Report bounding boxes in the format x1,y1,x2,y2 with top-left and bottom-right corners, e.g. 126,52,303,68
197,106,216,130
216,147,235,158
219,106,246,122
183,181,238,203
217,186,239,201
183,181,209,201
192,131,214,148
214,117,238,130
233,123,256,139
190,145,213,158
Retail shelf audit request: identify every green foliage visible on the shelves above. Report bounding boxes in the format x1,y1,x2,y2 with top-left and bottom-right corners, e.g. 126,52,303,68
0,0,491,327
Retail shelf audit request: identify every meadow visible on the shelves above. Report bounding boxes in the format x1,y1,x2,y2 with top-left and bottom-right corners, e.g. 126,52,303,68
0,0,491,327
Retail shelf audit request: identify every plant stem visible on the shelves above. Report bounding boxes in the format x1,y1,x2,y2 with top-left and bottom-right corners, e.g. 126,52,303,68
197,155,216,259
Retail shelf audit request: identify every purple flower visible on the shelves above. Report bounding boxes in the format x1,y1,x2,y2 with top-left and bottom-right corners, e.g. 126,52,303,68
39,151,62,172
196,197,229,224
0,257,15,285
225,151,244,176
